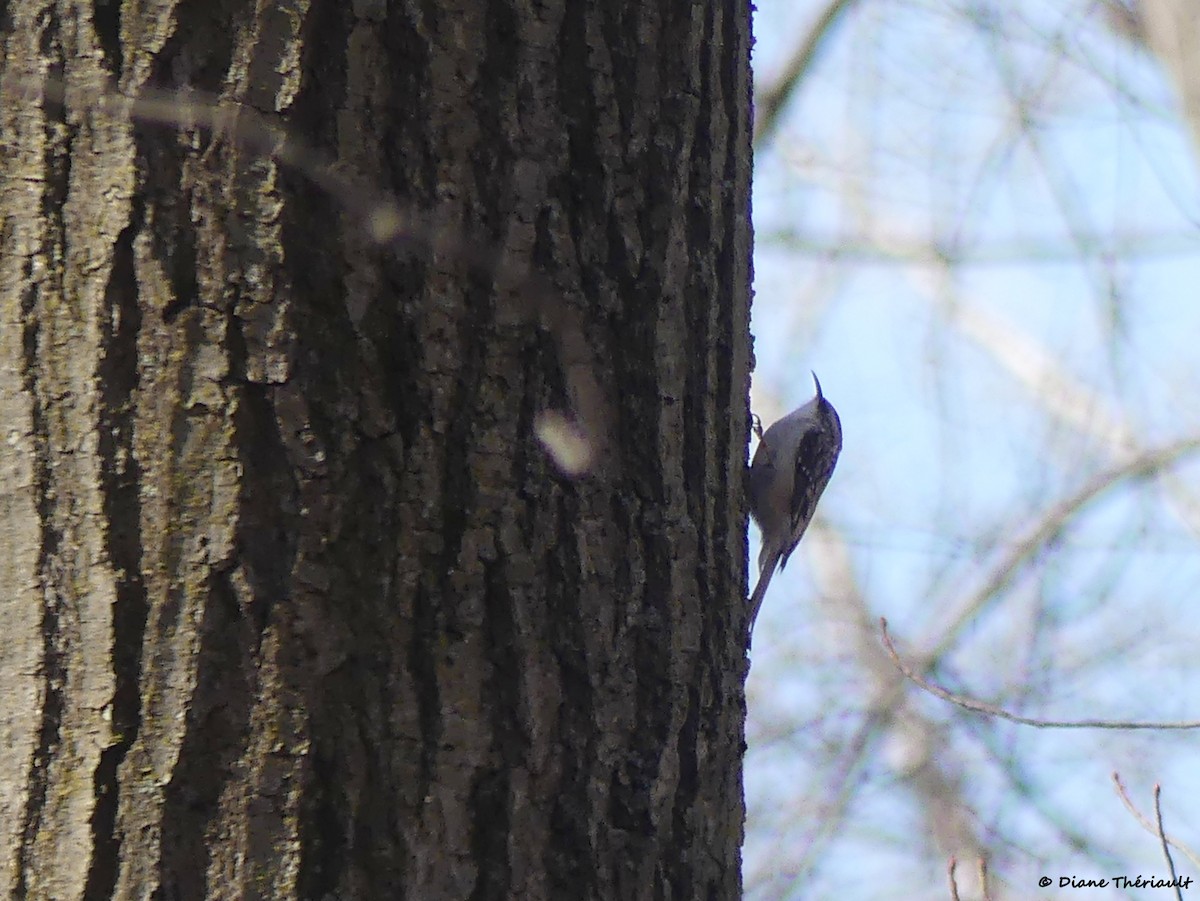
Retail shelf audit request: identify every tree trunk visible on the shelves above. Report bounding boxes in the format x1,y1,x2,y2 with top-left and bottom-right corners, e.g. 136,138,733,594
0,1,753,898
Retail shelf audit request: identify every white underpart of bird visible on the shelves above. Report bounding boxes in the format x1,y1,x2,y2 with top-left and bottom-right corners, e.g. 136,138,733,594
747,373,843,634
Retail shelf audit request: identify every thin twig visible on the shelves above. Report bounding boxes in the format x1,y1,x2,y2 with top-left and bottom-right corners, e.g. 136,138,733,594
1153,784,1184,901
946,856,991,901
881,619,1200,730
1112,773,1200,871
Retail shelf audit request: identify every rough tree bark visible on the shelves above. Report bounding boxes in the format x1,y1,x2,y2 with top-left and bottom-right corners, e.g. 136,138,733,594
0,1,753,898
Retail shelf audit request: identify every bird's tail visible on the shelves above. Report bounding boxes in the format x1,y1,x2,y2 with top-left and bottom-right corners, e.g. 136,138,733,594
748,545,782,638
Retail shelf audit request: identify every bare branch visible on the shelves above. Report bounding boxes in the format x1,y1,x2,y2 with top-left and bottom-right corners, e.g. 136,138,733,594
1153,784,1185,901
926,436,1200,660
881,619,1200,730
1112,773,1200,872
946,855,991,901
753,0,861,146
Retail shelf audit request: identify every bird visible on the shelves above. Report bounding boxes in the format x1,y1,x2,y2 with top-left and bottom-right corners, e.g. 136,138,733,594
747,373,842,632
